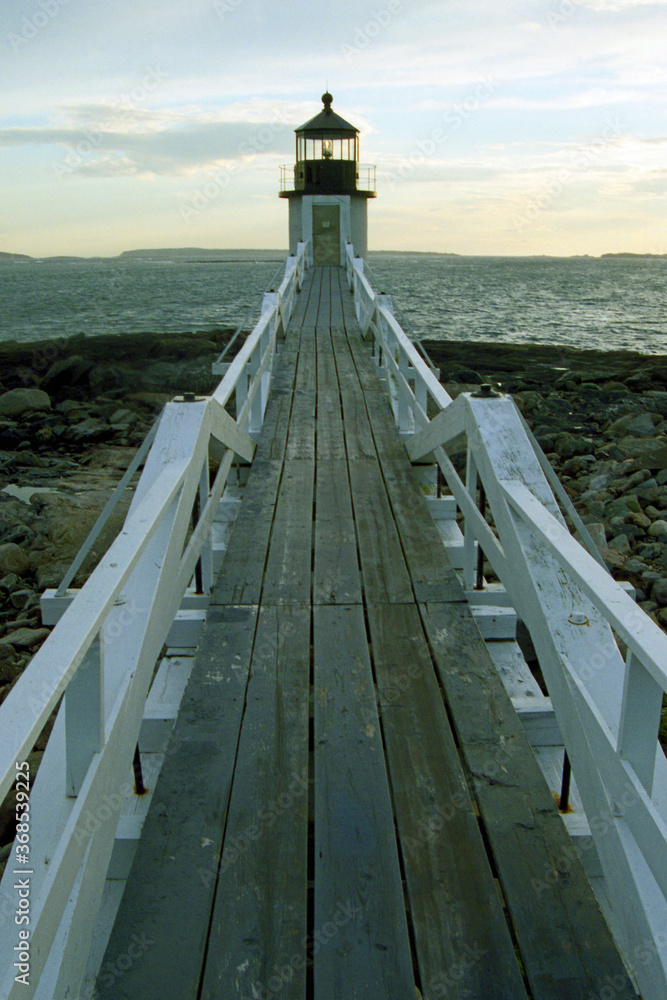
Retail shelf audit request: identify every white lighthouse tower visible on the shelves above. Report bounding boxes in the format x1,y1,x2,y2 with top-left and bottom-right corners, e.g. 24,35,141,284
279,92,376,265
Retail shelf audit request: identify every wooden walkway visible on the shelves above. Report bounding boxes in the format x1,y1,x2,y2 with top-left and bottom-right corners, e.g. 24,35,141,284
96,268,636,999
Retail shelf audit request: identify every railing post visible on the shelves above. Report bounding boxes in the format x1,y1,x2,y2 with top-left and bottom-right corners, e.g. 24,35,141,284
196,459,213,595
463,452,478,592
618,651,663,794
415,372,428,422
398,348,411,434
65,636,103,796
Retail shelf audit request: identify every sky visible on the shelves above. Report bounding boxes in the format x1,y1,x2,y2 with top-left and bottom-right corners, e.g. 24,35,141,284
1,0,666,257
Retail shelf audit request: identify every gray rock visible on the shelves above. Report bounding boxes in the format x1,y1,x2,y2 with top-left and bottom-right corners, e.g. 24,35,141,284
650,579,667,606
0,543,31,578
40,355,93,394
643,391,667,417
649,520,667,539
636,543,664,561
608,534,631,554
0,627,49,650
9,589,33,610
553,431,595,459
67,418,111,443
605,496,643,519
625,557,651,575
34,563,69,591
0,650,21,685
612,436,667,471
607,412,656,438
0,388,51,418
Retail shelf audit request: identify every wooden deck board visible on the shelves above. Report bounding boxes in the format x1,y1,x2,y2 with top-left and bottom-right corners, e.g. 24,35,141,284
348,458,414,605
261,459,315,606
313,460,362,606
286,332,317,460
287,268,316,330
211,458,283,606
199,605,310,1000
315,328,346,461
313,604,416,999
94,606,258,1000
368,602,529,1000
420,601,637,1000
303,267,323,327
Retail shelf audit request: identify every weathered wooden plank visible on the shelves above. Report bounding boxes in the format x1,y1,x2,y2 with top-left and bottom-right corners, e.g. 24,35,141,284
286,330,317,460
316,328,346,461
212,459,283,606
303,267,323,327
313,604,416,999
286,268,315,331
200,605,310,1000
420,601,637,1000
348,458,414,604
95,605,258,1000
316,266,332,327
262,459,315,605
367,603,529,1000
344,330,407,461
314,460,362,605
254,331,301,462
329,267,346,327
381,460,465,603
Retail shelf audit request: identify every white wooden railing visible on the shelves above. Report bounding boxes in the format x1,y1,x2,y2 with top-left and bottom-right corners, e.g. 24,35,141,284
0,242,308,1000
347,241,667,999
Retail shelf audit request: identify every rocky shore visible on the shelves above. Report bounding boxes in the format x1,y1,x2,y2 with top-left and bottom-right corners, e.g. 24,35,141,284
1,330,666,860
0,329,234,856
423,339,667,629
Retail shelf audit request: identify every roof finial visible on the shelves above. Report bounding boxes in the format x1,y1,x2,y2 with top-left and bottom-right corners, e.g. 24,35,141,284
322,90,333,112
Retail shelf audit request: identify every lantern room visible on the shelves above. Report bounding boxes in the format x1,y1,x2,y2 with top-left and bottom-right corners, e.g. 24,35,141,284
280,93,376,264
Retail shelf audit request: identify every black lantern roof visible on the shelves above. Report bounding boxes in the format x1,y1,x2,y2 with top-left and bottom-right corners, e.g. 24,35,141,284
296,92,358,135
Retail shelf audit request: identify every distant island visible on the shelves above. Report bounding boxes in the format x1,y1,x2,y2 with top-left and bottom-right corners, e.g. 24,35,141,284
0,248,287,264
601,252,667,259
2,248,666,265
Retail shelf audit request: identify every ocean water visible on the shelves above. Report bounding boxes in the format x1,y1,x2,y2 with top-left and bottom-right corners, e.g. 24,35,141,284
1,251,666,355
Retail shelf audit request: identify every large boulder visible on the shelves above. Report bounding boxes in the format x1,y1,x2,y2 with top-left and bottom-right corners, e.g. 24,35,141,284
611,437,667,471
0,388,51,417
40,355,94,395
0,543,31,578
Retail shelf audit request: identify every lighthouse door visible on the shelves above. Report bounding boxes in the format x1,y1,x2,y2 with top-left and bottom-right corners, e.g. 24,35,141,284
312,204,341,265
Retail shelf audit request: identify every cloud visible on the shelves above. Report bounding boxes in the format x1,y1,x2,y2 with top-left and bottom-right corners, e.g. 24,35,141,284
0,106,297,177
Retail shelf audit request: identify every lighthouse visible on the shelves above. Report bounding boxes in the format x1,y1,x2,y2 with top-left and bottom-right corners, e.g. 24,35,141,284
279,92,376,265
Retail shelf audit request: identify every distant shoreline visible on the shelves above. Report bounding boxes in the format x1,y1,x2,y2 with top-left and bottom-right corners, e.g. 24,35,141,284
2,248,667,264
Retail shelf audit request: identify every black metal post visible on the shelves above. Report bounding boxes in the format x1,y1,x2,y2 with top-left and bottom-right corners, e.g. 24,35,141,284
475,485,486,590
193,490,203,594
559,751,572,812
133,744,146,796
